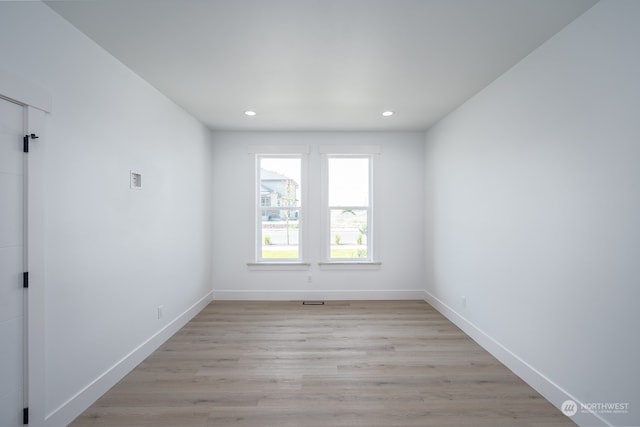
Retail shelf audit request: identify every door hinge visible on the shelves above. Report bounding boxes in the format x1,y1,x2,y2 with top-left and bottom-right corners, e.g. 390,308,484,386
23,272,29,289
23,133,39,153
23,407,28,424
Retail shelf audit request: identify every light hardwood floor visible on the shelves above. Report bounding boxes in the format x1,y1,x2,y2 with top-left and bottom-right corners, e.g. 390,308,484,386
70,300,575,427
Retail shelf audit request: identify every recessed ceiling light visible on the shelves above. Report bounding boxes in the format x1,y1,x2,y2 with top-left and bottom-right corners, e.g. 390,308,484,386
244,110,257,116
382,110,394,117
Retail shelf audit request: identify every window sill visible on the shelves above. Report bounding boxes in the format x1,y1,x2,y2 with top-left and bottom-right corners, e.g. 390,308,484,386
247,262,311,271
318,261,382,270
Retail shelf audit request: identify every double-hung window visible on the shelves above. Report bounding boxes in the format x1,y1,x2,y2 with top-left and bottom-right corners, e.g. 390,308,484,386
250,145,377,267
253,150,306,262
322,147,377,262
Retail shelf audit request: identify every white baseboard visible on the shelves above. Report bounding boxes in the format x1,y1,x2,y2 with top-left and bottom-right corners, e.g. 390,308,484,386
422,290,608,427
45,291,213,427
213,289,424,301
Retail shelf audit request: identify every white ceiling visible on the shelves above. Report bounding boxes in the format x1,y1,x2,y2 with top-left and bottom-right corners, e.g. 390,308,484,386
46,0,597,131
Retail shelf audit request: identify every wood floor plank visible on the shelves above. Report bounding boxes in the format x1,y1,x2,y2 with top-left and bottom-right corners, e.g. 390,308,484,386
70,300,575,427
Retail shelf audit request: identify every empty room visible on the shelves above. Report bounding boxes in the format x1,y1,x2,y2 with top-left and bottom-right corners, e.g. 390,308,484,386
1,0,638,426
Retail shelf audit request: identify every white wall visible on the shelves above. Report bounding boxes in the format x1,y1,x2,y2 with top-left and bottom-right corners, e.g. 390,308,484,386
424,1,640,426
212,131,425,300
0,2,213,425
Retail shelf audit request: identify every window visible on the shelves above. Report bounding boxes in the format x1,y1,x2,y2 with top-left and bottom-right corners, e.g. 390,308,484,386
256,155,303,261
249,144,377,268
326,155,373,261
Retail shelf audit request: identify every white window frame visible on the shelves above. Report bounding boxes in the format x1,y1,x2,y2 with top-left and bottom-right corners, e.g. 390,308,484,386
248,145,310,268
320,145,381,267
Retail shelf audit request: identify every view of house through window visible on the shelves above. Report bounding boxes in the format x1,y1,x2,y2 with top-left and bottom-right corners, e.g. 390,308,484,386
328,156,371,260
259,157,301,260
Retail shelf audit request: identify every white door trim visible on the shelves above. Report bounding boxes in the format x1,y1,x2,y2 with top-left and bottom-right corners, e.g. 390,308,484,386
1,69,49,427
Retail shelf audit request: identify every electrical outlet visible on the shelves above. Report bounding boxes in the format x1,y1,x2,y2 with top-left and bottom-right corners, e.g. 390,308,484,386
461,296,467,308
307,275,313,283
157,305,164,319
